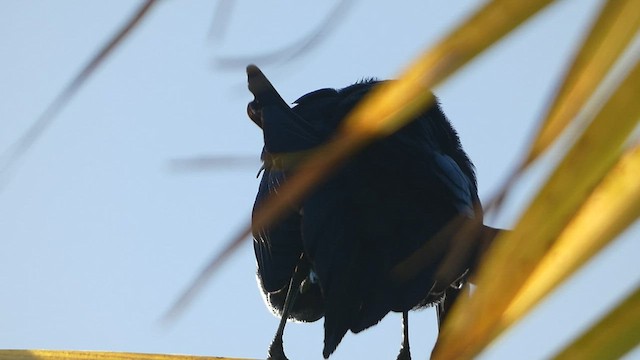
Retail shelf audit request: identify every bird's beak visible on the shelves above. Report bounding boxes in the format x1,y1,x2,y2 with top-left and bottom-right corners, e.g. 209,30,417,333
246,64,288,129
246,64,317,153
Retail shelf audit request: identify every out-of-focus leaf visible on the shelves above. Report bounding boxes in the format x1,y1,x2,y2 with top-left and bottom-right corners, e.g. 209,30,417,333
342,0,555,137
0,0,159,193
207,0,235,41
213,0,355,68
165,0,558,321
0,350,252,360
526,0,640,165
433,59,640,360
552,286,640,360
506,144,640,323
169,155,259,172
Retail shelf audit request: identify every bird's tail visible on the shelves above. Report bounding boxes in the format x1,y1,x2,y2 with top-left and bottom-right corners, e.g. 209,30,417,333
467,225,506,281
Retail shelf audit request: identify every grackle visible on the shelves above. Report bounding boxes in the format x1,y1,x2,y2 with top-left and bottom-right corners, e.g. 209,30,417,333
247,65,501,360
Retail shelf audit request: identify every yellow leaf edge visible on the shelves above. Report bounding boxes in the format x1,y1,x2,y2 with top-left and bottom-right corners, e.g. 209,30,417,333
0,350,255,360
433,54,640,360
528,0,640,163
552,285,640,360
505,144,640,323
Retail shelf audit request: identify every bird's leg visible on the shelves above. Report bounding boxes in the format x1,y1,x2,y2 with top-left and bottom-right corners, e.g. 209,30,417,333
435,291,447,329
432,283,471,359
396,311,411,360
268,255,307,360
436,282,469,329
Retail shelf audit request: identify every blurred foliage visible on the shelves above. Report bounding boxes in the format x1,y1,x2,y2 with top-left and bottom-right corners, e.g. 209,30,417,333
552,286,640,360
3,0,639,359
0,350,251,360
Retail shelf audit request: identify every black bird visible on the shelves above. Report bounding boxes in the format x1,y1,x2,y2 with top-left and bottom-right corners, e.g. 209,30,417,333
247,65,501,360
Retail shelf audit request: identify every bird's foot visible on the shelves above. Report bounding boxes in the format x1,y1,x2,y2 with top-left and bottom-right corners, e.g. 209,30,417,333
267,336,288,360
396,345,411,360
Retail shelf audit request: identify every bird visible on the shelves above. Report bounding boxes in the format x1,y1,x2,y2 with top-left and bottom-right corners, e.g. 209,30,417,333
246,64,502,360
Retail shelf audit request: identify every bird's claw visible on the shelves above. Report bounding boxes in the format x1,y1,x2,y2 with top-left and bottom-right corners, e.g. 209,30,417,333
267,336,288,360
396,345,411,360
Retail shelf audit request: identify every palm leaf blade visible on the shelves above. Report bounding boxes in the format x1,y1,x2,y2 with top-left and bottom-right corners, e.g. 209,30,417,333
552,286,640,360
506,144,640,322
0,350,252,360
527,0,640,163
434,58,640,359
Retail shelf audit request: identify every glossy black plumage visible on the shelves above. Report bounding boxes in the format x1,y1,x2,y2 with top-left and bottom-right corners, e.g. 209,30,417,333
248,65,488,359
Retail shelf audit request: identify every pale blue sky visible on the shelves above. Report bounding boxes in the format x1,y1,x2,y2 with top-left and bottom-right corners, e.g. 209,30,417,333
1,1,638,359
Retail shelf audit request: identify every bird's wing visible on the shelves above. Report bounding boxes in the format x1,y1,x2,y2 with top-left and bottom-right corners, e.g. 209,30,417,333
431,151,477,218
252,168,304,294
